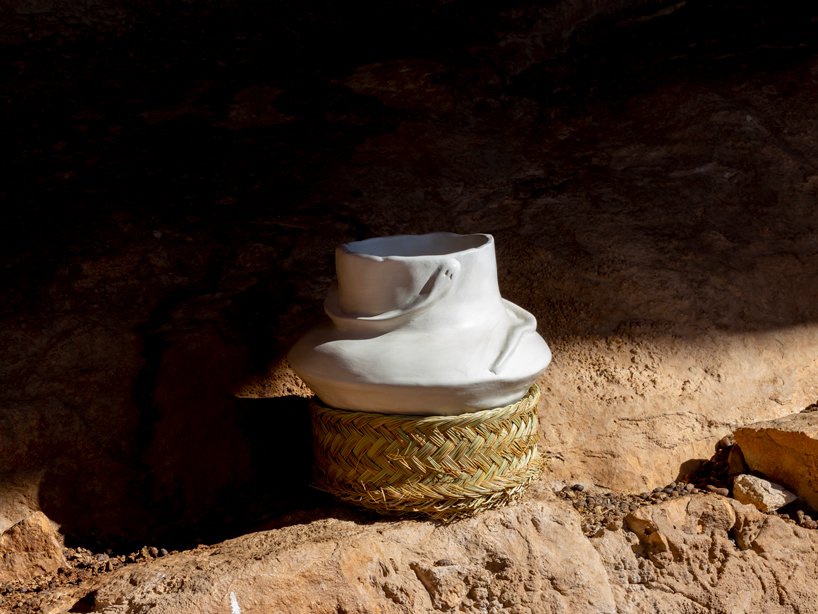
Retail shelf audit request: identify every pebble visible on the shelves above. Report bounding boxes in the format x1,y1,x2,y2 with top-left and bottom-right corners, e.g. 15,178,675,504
719,435,735,449
606,518,623,531
148,547,159,558
554,453,818,538
159,549,169,557
704,485,729,496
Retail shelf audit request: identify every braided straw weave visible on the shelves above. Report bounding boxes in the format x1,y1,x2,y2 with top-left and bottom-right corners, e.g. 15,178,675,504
310,385,544,520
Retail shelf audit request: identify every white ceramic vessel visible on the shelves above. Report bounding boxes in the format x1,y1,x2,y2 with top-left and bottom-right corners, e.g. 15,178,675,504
287,232,551,415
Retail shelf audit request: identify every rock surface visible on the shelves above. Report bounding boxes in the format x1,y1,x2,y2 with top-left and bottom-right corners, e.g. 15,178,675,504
0,512,66,583
599,495,818,613
734,412,818,510
733,474,797,512
82,491,818,614
93,486,617,614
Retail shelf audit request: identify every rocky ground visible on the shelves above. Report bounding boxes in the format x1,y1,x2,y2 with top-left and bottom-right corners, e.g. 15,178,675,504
6,0,818,611
4,439,818,613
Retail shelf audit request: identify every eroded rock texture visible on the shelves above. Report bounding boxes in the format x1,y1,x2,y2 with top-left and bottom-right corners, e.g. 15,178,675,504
735,412,818,511
93,488,614,613
0,512,66,584
3,0,818,548
82,491,818,613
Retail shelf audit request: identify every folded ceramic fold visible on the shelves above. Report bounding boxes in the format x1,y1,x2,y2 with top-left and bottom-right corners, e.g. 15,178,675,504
287,232,551,415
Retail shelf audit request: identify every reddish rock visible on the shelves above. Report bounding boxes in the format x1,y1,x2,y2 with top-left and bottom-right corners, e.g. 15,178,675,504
734,412,818,510
0,512,66,583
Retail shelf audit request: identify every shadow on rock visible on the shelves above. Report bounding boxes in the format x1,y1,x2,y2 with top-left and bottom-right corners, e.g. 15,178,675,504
36,389,337,550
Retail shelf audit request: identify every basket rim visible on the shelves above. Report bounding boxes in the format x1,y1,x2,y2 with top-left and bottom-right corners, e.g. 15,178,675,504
310,384,540,425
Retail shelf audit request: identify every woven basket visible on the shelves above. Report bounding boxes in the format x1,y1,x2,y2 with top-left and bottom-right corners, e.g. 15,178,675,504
310,385,544,520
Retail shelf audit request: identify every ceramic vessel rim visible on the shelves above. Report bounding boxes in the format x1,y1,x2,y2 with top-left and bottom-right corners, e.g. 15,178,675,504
338,232,493,261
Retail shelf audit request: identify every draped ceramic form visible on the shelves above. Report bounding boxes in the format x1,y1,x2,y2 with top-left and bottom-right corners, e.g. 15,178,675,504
287,232,551,415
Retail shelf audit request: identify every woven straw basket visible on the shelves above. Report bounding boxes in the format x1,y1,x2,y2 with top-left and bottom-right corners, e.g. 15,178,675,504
310,385,544,520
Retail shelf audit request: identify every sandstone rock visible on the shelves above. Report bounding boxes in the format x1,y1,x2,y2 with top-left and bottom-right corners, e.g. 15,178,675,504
0,512,66,583
734,412,818,510
93,487,617,614
88,491,818,614
733,474,796,512
596,495,818,613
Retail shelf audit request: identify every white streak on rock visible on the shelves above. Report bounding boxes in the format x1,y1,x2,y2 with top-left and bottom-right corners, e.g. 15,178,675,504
230,591,242,614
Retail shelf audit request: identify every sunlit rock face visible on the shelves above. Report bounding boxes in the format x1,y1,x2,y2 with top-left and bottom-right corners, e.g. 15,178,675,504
3,0,818,546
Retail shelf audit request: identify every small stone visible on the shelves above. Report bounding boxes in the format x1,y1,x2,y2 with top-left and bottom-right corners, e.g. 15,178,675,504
663,488,673,494
606,518,623,531
572,484,585,491
159,549,169,557
733,474,797,512
148,547,159,558
434,559,453,567
719,435,735,449
728,444,750,477
667,481,677,489
640,493,650,499
685,483,695,492
652,487,663,493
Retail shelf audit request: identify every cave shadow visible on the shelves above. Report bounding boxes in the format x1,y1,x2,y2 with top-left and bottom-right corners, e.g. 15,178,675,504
36,392,395,553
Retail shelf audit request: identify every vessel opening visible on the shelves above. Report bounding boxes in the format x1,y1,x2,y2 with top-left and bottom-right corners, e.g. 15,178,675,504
344,233,489,257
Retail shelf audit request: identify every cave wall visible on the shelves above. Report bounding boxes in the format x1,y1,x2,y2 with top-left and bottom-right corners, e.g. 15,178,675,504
5,0,818,549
